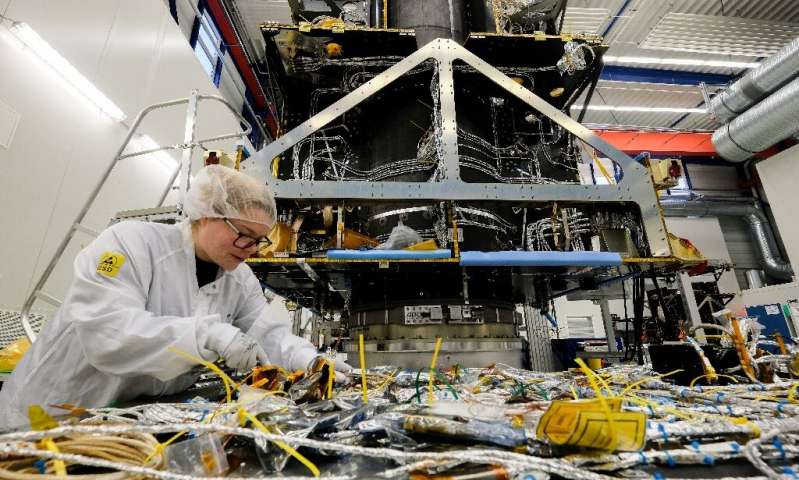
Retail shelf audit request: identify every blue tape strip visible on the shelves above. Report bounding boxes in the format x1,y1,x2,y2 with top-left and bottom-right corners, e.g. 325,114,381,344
658,423,668,443
327,249,452,260
35,460,46,474
458,250,624,267
773,438,787,461
638,452,648,465
543,312,558,329
784,466,798,479
716,392,726,403
777,401,787,413
730,441,741,453
665,452,676,468
703,454,714,465
654,472,664,480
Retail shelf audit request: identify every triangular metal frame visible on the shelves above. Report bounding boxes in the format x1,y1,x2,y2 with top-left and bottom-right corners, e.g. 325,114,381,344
249,38,670,257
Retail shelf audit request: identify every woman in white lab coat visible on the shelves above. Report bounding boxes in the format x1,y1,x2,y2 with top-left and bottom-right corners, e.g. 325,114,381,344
0,165,350,429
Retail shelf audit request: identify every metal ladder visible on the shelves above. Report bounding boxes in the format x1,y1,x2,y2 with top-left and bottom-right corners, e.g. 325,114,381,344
18,90,254,342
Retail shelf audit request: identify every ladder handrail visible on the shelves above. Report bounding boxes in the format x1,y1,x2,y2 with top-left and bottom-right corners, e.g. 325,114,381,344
19,91,253,342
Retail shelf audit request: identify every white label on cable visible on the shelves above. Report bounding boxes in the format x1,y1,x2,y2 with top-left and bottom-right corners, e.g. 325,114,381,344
448,227,464,242
765,305,780,315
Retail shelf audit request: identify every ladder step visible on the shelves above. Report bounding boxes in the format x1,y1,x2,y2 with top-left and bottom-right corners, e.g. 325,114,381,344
73,223,99,237
111,205,182,224
34,291,62,307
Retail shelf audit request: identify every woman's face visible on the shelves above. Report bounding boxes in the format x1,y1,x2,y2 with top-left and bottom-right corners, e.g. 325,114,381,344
195,207,272,271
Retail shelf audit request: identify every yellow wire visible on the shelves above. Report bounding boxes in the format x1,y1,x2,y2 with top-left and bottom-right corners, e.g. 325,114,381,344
168,346,235,403
591,149,614,184
143,431,185,465
593,368,614,396
151,347,244,462
690,373,739,388
327,359,335,399
620,369,683,397
570,385,579,400
41,438,67,476
428,337,444,405
359,334,368,404
238,408,320,477
574,358,618,451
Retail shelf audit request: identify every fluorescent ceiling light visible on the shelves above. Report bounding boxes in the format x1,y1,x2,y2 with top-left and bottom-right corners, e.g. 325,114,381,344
570,104,707,114
603,55,760,70
128,134,178,171
9,22,126,122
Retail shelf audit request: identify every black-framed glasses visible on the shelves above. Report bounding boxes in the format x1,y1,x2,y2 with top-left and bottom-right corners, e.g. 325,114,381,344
224,218,273,249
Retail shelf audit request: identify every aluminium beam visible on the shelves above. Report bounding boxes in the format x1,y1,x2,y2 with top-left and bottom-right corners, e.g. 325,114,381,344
248,38,671,257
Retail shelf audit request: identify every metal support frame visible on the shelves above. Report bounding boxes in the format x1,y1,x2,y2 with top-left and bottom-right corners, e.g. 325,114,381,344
248,38,670,258
677,271,704,337
599,297,619,359
18,91,252,342
523,304,558,371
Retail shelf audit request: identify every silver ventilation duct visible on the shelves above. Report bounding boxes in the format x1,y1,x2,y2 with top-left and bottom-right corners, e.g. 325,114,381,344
711,76,799,162
709,37,799,123
660,200,794,281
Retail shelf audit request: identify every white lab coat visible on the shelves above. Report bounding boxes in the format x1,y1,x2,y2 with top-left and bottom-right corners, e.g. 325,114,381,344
0,220,318,429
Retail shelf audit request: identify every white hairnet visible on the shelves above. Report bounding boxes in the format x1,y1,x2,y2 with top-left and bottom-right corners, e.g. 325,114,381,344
184,165,277,227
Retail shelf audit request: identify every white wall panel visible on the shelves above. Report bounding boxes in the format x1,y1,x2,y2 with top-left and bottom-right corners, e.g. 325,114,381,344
758,144,799,276
0,0,249,313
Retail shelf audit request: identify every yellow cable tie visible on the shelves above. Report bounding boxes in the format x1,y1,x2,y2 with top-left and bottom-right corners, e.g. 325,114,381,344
428,337,443,405
41,438,67,476
239,408,320,477
327,359,335,399
359,334,368,404
143,431,185,465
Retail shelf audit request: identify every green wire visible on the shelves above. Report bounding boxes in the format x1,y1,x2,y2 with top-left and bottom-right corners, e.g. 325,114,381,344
415,368,423,404
433,368,460,399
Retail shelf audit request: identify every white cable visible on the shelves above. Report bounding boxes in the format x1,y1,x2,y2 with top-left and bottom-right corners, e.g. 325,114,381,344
0,424,612,480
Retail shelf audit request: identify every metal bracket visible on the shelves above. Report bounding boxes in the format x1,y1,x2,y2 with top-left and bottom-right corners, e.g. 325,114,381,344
248,38,671,258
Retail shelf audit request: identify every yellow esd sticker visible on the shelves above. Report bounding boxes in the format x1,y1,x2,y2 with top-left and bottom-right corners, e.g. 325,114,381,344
96,251,126,277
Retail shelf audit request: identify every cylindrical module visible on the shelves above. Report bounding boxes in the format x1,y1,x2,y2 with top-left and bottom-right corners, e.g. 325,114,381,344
391,0,468,48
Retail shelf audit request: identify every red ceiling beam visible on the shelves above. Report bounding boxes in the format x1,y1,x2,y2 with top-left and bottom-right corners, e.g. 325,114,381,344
593,130,717,157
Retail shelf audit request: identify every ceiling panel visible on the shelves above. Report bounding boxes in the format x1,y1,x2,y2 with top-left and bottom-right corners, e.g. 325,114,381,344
641,13,799,57
234,0,293,57
573,80,711,129
561,7,610,35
